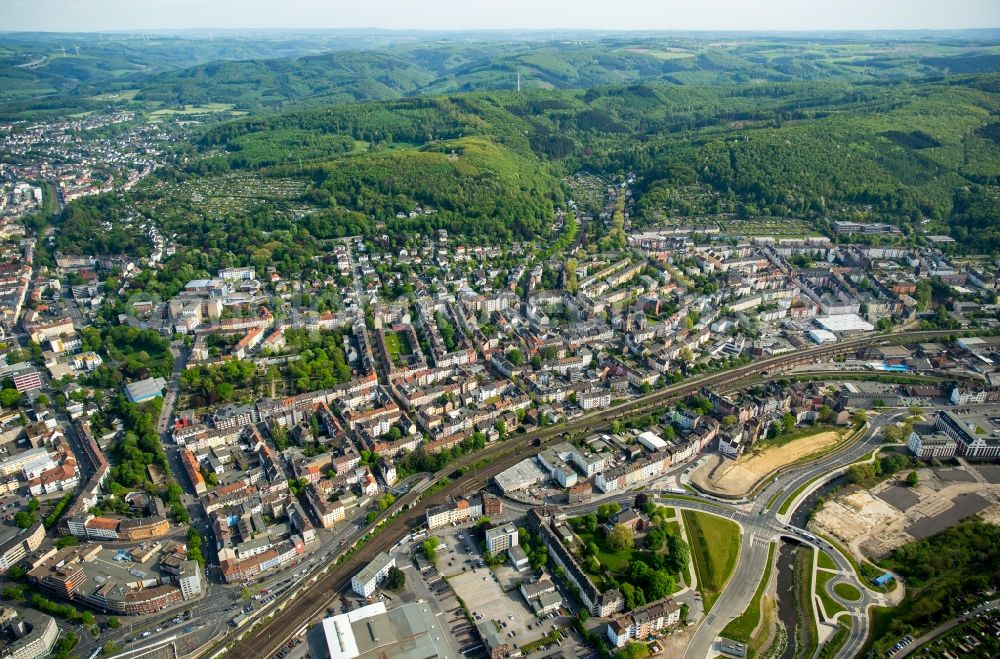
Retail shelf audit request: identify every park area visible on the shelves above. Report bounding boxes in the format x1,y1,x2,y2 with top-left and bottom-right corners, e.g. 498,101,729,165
692,428,846,496
567,503,690,609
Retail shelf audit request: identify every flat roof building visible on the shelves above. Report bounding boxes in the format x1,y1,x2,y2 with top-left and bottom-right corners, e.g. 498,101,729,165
814,314,874,334
351,551,395,598
493,458,546,494
637,431,668,452
124,377,167,404
321,601,450,659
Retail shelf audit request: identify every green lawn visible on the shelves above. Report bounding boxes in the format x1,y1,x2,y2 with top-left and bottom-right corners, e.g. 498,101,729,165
813,531,893,592
682,510,742,612
815,570,846,618
834,582,862,601
382,330,415,367
817,551,837,571
721,542,776,643
796,546,819,659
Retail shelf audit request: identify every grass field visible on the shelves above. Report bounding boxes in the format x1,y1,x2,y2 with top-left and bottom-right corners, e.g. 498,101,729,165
149,103,238,121
817,551,837,571
834,582,862,601
682,510,742,612
88,88,139,101
796,546,819,659
622,47,696,60
815,570,846,618
721,542,776,643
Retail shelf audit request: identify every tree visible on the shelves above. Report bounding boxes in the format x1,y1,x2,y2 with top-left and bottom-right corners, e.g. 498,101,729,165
55,536,78,549
13,511,34,529
905,471,919,487
847,463,880,488
616,641,650,659
26,498,39,513
818,405,834,424
665,533,690,574
422,538,440,564
0,388,21,407
586,556,602,573
507,349,524,366
2,584,24,600
645,526,666,551
647,570,675,600
107,616,121,629
608,524,634,552
384,566,406,591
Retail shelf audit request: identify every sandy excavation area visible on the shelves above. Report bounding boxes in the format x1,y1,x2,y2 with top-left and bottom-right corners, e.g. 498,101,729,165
692,430,843,496
812,468,1000,559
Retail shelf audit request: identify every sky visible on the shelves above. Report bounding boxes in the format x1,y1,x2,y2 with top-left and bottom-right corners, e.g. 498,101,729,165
3,0,999,32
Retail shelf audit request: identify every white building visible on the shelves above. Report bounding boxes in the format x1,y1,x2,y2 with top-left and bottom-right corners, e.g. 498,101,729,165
637,431,668,452
906,430,957,460
485,524,518,555
178,560,202,599
351,552,396,598
578,389,611,410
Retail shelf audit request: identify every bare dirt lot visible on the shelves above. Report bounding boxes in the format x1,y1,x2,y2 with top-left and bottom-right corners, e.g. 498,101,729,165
811,465,1000,559
692,430,843,496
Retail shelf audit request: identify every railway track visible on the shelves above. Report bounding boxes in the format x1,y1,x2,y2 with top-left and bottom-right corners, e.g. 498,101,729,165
215,328,961,658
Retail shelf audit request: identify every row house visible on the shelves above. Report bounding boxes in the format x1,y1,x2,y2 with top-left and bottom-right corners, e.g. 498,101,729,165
595,452,669,493
607,599,682,647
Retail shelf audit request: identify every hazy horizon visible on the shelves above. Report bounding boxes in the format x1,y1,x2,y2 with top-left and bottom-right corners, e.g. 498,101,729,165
5,0,999,33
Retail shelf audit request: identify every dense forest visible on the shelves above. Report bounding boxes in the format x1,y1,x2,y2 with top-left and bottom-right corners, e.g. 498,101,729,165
870,519,1000,655
54,71,1000,260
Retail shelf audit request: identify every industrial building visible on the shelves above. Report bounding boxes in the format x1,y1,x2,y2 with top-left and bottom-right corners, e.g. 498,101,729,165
321,602,451,659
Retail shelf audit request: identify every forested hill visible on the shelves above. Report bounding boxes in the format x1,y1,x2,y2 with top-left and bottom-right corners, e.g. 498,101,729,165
182,74,1000,250
3,32,999,120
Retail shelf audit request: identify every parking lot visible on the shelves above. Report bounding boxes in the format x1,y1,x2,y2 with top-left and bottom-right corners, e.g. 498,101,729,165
450,569,560,653
414,560,483,656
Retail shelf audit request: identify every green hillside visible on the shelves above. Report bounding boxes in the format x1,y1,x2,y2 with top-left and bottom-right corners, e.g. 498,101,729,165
53,74,1000,264
3,32,998,120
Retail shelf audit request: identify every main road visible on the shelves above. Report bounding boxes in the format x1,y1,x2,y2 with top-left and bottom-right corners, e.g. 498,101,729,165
216,329,955,659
